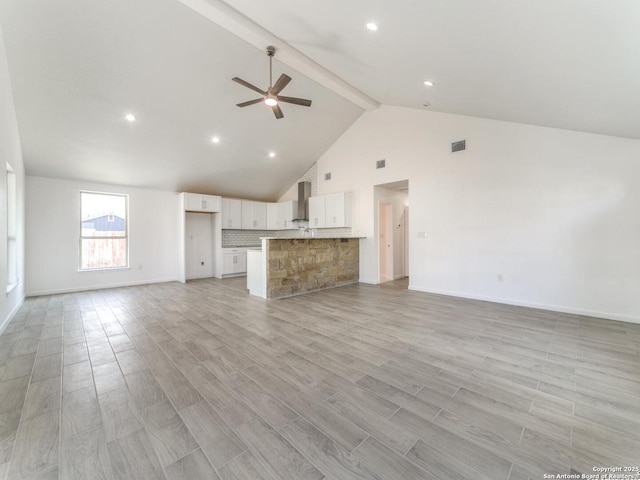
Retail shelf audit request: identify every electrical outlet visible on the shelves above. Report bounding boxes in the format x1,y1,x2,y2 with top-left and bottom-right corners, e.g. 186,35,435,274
417,232,427,238
497,274,503,282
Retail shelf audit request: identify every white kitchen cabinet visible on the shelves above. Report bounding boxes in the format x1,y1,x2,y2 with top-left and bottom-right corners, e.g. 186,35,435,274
221,198,242,229
242,201,267,230
184,193,221,213
309,196,326,228
309,192,352,228
326,192,352,227
278,200,298,230
222,248,247,275
266,203,279,230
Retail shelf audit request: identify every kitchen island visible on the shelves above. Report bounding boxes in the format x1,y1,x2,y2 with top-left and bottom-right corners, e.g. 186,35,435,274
247,237,360,299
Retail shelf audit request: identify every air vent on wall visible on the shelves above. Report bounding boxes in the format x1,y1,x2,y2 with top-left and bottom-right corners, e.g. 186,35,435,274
452,140,466,153
324,172,332,180
376,159,386,169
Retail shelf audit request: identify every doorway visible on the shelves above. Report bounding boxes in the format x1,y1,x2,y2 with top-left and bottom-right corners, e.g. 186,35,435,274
375,180,409,284
185,212,214,280
379,203,393,282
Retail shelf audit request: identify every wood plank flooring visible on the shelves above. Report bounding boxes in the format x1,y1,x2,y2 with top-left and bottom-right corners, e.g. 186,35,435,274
0,277,638,479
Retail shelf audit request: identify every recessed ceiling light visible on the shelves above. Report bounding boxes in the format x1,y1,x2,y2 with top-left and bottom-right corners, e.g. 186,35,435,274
366,22,379,31
211,136,220,144
125,113,136,122
268,151,276,158
423,81,434,87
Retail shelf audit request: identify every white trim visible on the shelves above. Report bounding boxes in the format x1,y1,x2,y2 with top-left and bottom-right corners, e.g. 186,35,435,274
77,267,130,273
359,277,380,285
408,285,640,325
5,282,18,294
26,277,177,297
0,295,24,336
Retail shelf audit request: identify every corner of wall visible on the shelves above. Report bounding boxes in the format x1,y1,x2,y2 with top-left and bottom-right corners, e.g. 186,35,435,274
277,162,318,202
0,24,26,331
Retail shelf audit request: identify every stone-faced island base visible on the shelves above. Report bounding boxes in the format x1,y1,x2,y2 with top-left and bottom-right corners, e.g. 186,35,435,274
266,238,359,299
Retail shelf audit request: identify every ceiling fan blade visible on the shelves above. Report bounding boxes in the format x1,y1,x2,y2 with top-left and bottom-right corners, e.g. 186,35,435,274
232,77,266,95
277,95,312,107
272,104,284,119
271,74,291,95
236,98,264,107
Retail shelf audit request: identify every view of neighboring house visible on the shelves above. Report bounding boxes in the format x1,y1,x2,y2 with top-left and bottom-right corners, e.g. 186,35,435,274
81,214,126,235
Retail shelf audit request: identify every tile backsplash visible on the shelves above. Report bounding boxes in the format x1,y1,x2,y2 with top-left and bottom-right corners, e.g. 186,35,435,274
222,227,353,247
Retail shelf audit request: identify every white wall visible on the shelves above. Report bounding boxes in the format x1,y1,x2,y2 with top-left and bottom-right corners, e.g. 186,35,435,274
26,176,179,295
315,105,640,323
0,25,26,331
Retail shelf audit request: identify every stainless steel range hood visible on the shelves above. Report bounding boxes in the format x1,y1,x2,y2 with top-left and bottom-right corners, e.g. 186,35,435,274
292,181,311,222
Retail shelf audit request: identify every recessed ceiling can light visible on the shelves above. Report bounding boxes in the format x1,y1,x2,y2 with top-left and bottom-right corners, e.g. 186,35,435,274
268,151,276,158
423,81,434,87
366,22,379,31
211,136,220,144
125,113,136,122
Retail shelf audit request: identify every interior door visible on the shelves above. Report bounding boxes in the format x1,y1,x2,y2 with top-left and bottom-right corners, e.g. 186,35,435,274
185,212,214,279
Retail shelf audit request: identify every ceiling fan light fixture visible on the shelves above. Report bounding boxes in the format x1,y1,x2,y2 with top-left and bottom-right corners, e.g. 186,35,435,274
264,95,278,107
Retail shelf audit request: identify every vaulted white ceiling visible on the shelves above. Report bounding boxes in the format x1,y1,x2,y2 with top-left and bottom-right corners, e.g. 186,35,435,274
221,0,640,139
0,0,364,199
1,0,639,200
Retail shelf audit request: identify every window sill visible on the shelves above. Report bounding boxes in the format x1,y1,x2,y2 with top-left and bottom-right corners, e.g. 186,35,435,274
6,282,18,295
78,266,130,273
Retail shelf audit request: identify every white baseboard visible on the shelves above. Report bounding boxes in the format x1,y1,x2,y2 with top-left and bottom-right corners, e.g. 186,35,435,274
408,285,640,325
0,295,25,335
26,277,178,297
359,277,380,285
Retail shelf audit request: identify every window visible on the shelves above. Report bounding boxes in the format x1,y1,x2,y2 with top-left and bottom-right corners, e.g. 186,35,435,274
80,191,128,270
6,164,17,292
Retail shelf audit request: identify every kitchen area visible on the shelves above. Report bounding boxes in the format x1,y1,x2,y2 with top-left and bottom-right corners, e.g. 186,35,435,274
178,182,362,299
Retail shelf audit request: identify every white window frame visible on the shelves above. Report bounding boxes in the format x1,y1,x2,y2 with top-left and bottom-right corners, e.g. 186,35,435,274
6,163,18,293
79,191,129,271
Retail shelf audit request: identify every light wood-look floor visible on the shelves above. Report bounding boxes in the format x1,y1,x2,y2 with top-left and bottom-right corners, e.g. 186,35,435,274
0,277,638,480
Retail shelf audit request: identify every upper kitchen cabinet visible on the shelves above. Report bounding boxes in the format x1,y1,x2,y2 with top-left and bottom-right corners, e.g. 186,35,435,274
221,198,242,229
309,192,352,228
325,192,352,228
278,200,298,230
309,196,326,228
242,201,267,230
184,193,221,213
266,203,279,230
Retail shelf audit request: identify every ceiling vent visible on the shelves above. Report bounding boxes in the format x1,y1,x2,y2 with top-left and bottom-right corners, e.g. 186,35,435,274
452,140,466,153
376,159,386,169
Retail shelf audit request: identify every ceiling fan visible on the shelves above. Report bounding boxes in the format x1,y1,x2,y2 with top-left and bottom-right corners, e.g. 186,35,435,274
232,46,312,119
